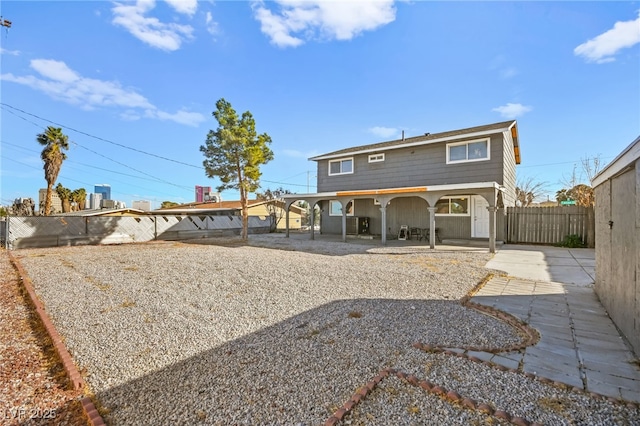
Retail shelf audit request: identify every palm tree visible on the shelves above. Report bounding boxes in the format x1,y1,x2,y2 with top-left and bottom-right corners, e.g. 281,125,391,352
55,183,72,213
71,188,87,211
37,127,69,215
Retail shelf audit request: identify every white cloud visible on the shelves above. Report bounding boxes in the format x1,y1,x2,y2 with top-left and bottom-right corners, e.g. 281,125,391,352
30,59,80,83
112,0,194,51
368,126,398,139
147,109,206,127
0,47,20,56
1,59,205,126
574,11,640,64
164,0,198,16
492,103,532,119
205,11,219,36
252,0,397,48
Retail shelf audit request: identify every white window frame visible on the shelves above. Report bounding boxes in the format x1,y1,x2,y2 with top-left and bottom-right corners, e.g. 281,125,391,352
328,157,354,176
368,153,385,163
434,196,471,216
329,200,354,216
446,138,490,164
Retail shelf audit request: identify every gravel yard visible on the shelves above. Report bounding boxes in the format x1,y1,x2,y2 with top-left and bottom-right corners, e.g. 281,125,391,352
10,234,640,425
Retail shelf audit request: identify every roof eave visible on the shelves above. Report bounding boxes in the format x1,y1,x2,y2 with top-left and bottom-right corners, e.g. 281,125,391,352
592,135,640,187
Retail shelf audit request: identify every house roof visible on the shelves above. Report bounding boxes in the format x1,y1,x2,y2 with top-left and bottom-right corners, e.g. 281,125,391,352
156,199,306,213
592,135,640,187
52,208,147,217
310,120,520,164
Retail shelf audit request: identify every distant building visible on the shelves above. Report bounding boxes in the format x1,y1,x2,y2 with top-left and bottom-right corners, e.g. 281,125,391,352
132,200,151,211
101,199,126,209
38,189,63,214
94,184,111,201
195,186,211,202
89,193,103,210
195,186,221,203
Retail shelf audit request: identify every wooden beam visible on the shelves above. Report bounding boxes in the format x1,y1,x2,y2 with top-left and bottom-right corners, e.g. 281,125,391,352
337,186,428,197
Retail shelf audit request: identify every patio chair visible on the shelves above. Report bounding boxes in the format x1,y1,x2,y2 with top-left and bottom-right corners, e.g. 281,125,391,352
422,228,441,243
398,225,408,241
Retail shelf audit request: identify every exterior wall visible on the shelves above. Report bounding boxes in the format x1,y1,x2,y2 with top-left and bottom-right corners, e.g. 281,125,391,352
248,204,303,230
316,134,506,193
501,130,518,207
594,163,639,353
321,198,433,236
319,197,507,241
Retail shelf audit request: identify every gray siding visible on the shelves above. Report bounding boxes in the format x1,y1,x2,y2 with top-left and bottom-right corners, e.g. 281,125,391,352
317,134,506,193
594,164,639,354
320,197,507,241
501,131,518,207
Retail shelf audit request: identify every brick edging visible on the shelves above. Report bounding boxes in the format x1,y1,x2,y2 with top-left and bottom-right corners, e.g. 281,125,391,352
325,274,639,425
8,251,106,426
324,368,542,426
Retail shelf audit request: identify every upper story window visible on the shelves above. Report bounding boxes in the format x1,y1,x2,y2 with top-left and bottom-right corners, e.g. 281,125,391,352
328,157,354,175
368,153,385,163
435,197,470,216
446,138,490,164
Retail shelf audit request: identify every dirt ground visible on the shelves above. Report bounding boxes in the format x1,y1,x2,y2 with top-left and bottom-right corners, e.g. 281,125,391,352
0,249,88,426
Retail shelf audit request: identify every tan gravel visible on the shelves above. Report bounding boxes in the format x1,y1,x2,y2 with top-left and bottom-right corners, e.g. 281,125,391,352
6,235,640,425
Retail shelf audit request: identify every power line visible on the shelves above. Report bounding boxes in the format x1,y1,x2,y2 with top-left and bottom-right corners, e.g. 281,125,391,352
1,104,317,189
0,109,195,192
261,179,316,189
518,156,613,168
2,140,188,185
1,103,203,169
69,141,193,191
1,155,190,201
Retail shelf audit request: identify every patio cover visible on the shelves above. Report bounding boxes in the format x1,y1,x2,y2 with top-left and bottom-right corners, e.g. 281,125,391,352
282,182,503,253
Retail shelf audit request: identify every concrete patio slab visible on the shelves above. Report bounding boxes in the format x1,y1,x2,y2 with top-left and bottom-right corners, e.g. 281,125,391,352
475,245,640,402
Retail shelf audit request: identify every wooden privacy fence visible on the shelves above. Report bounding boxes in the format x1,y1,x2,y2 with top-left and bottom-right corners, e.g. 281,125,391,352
506,206,595,247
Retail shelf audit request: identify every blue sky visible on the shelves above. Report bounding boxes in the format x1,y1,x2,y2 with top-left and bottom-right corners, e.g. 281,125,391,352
1,1,639,210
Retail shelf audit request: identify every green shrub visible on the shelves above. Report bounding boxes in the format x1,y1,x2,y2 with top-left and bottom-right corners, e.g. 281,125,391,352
556,234,586,248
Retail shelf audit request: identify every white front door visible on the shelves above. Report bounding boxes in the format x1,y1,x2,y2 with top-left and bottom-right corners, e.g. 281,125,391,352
472,196,490,238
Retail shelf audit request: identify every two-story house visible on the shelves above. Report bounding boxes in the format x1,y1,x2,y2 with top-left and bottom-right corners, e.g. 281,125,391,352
283,120,520,253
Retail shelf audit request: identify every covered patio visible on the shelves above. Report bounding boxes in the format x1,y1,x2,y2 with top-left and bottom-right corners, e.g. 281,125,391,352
283,182,504,253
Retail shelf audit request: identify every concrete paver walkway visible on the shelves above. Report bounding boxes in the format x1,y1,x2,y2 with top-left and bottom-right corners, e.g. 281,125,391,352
473,245,640,402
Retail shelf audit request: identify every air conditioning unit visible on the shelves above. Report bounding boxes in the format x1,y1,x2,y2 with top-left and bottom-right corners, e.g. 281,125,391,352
101,199,116,209
204,192,221,202
346,217,370,235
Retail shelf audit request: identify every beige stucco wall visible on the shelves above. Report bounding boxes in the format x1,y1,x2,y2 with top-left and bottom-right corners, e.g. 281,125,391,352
248,204,303,230
594,161,639,354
